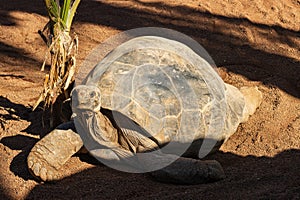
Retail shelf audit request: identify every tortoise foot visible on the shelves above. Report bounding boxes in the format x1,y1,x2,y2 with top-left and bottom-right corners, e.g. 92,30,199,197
27,128,83,181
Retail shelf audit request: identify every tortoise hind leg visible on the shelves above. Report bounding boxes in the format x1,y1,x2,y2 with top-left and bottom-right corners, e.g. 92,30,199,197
136,151,225,184
27,121,83,181
150,158,225,184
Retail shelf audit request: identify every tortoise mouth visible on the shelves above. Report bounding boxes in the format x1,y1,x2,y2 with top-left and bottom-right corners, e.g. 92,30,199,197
75,104,96,111
72,99,101,112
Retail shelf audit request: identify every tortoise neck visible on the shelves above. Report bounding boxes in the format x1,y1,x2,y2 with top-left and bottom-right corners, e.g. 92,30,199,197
77,110,119,149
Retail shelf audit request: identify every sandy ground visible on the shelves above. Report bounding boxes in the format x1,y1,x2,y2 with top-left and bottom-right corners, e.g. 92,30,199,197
0,0,299,199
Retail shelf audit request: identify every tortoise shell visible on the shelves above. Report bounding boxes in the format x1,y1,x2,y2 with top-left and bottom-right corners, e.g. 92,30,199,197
81,36,226,156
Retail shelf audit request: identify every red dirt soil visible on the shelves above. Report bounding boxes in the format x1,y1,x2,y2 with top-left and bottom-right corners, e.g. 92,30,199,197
0,0,299,199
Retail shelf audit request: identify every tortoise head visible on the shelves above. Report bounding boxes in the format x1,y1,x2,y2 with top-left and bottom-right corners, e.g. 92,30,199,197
71,85,101,112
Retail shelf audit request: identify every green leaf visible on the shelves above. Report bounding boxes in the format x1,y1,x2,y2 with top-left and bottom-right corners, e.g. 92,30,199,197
47,0,60,19
61,0,71,25
66,0,81,30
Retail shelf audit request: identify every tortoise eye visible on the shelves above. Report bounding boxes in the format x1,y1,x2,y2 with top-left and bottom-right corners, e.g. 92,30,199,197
90,91,96,98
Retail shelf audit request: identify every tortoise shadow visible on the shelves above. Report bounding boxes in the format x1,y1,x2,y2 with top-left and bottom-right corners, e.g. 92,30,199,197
25,149,300,199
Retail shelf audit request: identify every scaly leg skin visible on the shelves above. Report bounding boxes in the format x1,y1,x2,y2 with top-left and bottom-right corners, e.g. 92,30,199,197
27,121,83,182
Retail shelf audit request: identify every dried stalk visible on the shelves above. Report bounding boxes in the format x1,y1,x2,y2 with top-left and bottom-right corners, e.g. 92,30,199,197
34,0,81,126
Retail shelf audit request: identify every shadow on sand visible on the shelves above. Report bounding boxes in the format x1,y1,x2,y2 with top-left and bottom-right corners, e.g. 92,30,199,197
22,149,300,199
0,96,51,184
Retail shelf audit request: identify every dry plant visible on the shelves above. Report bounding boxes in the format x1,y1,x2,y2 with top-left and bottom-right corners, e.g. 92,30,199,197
34,0,81,126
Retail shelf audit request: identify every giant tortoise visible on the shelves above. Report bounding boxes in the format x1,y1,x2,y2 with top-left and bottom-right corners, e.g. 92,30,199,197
28,36,262,184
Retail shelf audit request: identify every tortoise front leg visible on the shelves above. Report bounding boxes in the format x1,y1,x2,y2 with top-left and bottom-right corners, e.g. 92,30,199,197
27,121,83,181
